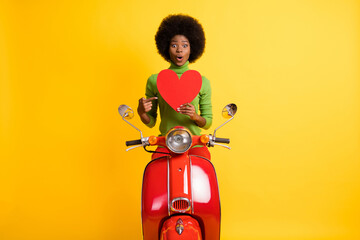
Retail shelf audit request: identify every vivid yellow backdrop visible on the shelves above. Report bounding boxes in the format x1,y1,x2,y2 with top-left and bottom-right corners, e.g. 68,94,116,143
0,0,359,239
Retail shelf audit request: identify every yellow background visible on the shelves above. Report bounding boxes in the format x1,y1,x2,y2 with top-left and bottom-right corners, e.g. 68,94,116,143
1,0,359,239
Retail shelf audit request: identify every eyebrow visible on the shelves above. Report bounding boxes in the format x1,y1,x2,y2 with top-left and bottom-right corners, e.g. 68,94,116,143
171,40,189,43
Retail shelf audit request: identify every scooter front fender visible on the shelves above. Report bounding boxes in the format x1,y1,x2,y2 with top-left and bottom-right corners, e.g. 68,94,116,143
160,215,202,240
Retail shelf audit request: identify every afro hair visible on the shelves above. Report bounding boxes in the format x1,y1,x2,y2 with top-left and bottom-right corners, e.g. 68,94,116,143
155,14,206,63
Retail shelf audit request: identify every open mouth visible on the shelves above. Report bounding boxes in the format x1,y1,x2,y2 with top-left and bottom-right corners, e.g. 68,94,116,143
176,56,183,61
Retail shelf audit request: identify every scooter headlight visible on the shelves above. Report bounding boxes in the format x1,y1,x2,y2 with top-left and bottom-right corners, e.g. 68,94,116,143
166,127,192,154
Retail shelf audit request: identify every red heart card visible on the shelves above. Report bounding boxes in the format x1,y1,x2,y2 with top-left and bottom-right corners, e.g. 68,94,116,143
157,69,202,111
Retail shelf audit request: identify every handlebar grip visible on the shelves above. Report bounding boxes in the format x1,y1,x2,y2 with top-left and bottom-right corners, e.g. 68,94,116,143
215,137,230,144
126,139,142,146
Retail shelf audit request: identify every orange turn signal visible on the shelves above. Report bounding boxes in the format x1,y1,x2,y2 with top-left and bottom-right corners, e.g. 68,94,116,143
200,134,209,144
148,136,158,145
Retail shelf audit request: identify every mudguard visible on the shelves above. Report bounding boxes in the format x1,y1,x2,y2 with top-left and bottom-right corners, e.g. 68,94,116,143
160,215,202,240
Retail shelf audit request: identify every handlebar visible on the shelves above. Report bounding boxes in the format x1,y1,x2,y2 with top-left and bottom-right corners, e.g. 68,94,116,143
214,137,230,144
124,135,230,150
126,139,142,146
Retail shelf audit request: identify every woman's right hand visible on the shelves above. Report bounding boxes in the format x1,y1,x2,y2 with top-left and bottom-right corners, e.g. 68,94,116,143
137,97,157,114
137,97,157,124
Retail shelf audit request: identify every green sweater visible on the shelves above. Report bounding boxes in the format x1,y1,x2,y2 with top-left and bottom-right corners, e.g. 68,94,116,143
145,61,212,136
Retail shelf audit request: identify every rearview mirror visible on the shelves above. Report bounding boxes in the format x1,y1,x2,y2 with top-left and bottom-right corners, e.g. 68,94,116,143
118,104,144,139
118,105,134,120
222,103,237,119
213,103,237,138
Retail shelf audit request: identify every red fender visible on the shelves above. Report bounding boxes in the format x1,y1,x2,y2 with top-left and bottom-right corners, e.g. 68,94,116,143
160,215,202,240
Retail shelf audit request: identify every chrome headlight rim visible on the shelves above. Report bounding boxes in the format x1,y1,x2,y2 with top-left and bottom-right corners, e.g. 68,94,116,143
165,127,193,154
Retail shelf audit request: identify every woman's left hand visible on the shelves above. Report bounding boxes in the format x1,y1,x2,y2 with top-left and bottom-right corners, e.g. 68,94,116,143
177,103,206,127
177,103,199,121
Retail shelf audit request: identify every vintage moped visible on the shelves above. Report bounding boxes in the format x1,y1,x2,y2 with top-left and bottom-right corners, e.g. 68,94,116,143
118,103,237,240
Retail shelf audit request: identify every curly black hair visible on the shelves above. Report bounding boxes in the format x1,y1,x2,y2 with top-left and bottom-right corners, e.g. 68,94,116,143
155,14,206,63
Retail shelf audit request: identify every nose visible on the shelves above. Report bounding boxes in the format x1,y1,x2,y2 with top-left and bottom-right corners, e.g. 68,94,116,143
176,46,182,52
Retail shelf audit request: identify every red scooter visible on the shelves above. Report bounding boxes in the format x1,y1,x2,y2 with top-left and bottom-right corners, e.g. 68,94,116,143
118,103,237,240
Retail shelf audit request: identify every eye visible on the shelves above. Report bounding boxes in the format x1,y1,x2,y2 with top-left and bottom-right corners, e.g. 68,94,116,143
183,44,188,48
171,44,177,48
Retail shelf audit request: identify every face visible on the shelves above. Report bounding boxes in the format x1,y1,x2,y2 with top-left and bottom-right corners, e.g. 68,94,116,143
169,35,191,66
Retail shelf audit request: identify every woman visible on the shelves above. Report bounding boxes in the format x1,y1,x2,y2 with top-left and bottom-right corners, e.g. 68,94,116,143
137,14,212,158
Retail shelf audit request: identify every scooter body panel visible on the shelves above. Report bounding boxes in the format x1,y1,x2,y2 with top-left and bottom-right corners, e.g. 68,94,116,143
190,155,221,240
142,153,220,240
142,156,169,240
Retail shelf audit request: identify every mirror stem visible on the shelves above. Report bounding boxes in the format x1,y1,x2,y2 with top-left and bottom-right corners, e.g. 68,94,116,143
213,115,234,138
122,115,144,139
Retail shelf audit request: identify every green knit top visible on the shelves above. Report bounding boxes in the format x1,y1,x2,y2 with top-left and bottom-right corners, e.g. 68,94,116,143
145,61,212,136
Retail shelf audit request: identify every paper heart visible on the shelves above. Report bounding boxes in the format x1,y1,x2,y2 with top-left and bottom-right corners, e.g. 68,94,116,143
157,69,202,111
